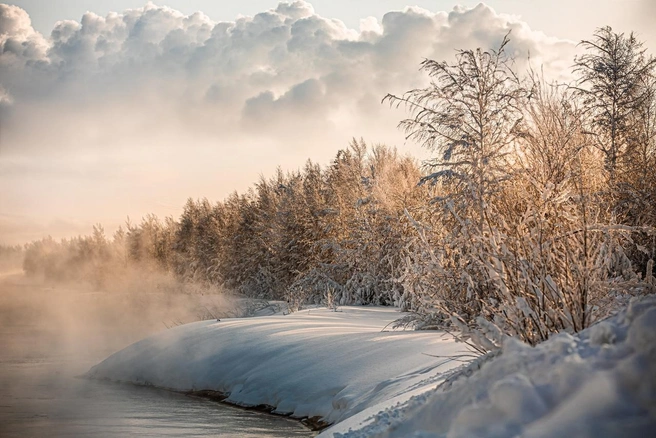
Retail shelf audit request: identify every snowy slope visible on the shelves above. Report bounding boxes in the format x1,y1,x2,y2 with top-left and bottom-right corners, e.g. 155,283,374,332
88,298,656,437
87,306,466,426
323,296,656,437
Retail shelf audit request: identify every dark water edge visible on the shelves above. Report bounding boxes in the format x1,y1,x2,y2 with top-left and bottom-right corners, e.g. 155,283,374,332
0,274,312,437
183,389,330,431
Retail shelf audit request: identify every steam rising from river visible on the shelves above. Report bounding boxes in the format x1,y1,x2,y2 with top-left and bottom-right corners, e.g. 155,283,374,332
1,272,237,361
0,268,254,436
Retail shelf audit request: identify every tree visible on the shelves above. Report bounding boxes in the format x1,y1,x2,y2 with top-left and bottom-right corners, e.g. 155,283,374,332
574,26,656,179
384,34,526,231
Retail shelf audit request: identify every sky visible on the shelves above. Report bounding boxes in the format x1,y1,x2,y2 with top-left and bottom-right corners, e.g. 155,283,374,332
6,1,654,44
0,1,654,245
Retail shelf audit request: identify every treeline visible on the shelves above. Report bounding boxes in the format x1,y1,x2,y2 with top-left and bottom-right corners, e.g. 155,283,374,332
23,142,427,307
22,27,656,347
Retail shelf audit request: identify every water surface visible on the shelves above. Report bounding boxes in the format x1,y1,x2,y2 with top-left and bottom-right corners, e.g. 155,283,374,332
0,274,311,437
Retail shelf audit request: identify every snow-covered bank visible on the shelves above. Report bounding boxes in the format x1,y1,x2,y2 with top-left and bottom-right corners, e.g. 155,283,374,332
88,298,656,437
87,307,466,426
324,296,656,437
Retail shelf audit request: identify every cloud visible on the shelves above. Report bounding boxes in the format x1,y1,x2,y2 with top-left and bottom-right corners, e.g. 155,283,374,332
0,4,48,60
0,1,577,244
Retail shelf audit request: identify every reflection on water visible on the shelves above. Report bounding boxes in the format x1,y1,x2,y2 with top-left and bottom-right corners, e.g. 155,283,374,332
1,360,310,437
0,274,311,437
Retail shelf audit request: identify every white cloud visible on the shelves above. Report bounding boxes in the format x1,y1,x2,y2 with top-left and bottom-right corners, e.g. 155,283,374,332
0,1,577,244
0,3,48,60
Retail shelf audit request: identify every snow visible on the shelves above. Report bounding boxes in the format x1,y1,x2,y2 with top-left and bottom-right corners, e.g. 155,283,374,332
325,295,656,437
86,306,466,426
88,297,656,437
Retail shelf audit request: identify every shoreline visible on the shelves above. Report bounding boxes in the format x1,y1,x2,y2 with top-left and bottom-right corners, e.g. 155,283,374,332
185,389,329,431
80,376,326,433
85,306,465,432
84,298,656,437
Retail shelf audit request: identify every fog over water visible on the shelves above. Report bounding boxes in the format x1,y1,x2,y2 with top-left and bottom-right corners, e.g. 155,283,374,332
0,271,311,437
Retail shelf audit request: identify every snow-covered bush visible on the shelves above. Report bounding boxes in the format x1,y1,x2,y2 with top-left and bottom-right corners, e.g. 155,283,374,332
391,34,656,348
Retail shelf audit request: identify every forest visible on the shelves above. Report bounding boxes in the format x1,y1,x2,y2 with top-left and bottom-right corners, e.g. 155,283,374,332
16,27,656,351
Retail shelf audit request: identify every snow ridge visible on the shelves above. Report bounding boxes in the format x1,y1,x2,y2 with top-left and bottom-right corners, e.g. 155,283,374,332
327,296,656,437
86,307,466,427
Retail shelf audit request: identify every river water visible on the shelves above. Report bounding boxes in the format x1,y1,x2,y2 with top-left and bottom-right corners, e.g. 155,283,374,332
0,273,311,437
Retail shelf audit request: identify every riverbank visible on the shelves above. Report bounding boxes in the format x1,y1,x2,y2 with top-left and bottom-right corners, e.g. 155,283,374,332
87,298,656,437
87,307,466,427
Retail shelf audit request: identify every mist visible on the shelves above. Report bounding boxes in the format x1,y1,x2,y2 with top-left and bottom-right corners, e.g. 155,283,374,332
0,261,278,437
0,262,264,366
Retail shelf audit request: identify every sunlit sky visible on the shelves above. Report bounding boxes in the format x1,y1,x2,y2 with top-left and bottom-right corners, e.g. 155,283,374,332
1,1,654,244
8,0,652,43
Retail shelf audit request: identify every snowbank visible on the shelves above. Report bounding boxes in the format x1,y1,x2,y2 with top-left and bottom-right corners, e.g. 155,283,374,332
88,298,656,437
87,306,466,426
324,296,656,437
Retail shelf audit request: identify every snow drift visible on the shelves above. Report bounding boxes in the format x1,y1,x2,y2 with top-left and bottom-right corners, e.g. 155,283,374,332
324,296,656,437
88,297,656,437
86,306,465,426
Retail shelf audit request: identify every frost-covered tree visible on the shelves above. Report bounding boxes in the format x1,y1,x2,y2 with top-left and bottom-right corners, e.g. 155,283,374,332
388,34,655,347
574,27,656,179
384,34,526,231
384,35,528,322
572,28,656,275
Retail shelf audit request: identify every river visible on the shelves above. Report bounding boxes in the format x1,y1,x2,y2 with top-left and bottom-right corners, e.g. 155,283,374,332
0,273,312,437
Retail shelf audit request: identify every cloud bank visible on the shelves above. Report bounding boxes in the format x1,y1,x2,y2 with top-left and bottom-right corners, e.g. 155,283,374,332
0,1,576,244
